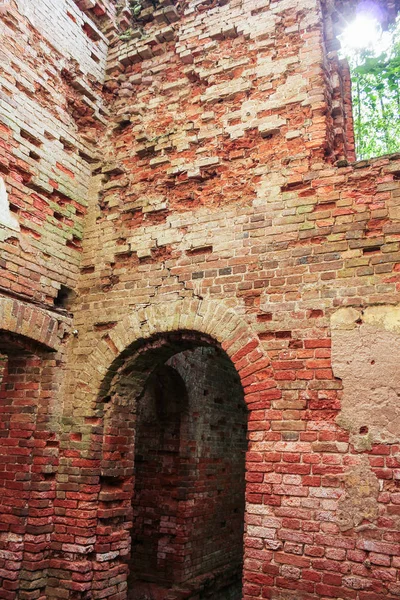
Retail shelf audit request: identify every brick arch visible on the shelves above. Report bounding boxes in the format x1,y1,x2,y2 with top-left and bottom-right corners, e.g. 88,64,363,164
83,298,271,599
0,296,64,351
77,297,275,409
61,299,280,600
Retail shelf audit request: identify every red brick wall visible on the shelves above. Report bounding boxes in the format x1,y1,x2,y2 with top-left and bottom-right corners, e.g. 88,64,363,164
0,2,112,599
166,348,247,584
131,364,188,585
0,340,59,600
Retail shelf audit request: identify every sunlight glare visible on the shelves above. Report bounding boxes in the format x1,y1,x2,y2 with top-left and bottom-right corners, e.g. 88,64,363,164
340,14,381,51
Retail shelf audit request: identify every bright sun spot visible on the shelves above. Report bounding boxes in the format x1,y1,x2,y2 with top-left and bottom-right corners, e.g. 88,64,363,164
338,8,400,159
339,14,391,54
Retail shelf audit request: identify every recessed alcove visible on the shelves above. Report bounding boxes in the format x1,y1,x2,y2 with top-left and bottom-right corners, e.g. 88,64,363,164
100,332,248,600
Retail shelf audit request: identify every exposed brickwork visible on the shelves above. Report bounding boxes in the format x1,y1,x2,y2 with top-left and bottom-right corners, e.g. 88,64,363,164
2,0,400,599
0,344,61,600
0,0,110,305
0,3,111,599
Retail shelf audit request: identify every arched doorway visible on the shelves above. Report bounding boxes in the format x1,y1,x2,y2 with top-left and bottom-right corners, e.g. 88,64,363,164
99,331,248,600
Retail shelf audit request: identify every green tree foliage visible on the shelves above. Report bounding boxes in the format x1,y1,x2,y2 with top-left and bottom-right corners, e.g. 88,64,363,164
342,17,400,159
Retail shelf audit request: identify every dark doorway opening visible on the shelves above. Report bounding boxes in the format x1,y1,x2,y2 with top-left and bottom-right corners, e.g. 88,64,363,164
101,333,247,600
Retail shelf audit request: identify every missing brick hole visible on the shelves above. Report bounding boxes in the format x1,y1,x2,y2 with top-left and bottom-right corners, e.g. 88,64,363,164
98,516,124,526
86,552,96,561
280,181,307,192
100,475,127,489
115,119,131,132
29,150,40,161
80,265,95,274
66,236,83,250
82,22,101,42
359,426,369,434
94,321,117,331
43,472,56,480
187,245,213,256
46,440,59,448
60,137,76,153
79,149,98,164
20,129,42,147
91,52,100,64
363,245,381,254
3,17,17,33
54,284,76,310
44,131,56,141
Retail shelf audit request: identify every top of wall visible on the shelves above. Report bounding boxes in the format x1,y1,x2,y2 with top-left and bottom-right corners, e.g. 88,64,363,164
15,0,112,82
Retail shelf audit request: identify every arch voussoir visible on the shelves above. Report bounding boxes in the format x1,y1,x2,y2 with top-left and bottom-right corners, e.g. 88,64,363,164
222,327,255,357
78,297,269,408
177,298,201,331
109,314,143,352
0,296,68,351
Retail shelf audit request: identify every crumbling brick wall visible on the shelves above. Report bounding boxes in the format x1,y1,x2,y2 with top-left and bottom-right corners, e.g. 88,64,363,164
0,0,111,305
0,2,112,599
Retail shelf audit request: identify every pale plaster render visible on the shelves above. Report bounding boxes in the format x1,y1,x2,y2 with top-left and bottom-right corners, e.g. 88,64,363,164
337,456,380,531
332,305,400,448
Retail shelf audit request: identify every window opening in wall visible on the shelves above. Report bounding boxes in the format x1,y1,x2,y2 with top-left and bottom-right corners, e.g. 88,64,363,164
338,5,400,159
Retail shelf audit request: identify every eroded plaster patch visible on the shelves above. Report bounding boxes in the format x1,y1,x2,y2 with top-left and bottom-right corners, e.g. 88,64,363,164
0,177,20,233
337,456,380,531
332,305,400,448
